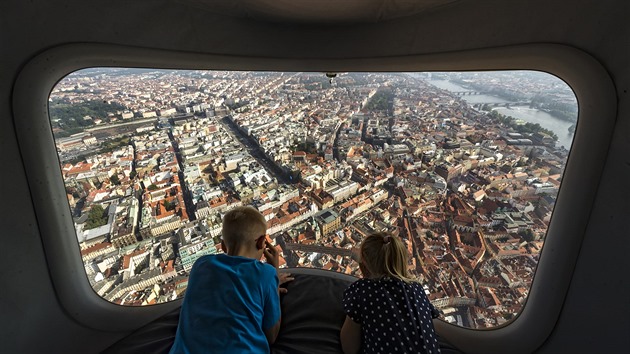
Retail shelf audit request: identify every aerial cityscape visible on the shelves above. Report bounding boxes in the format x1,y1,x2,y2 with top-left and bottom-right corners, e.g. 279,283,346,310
50,69,577,329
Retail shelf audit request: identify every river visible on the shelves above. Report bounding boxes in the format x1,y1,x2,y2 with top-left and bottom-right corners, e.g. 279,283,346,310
426,79,576,149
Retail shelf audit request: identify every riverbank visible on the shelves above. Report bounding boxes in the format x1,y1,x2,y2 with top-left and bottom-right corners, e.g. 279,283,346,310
492,106,574,149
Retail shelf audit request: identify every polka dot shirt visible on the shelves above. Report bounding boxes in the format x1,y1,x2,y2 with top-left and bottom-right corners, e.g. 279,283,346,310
342,277,440,354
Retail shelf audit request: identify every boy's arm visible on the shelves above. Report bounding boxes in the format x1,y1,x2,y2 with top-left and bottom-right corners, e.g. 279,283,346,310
340,316,361,354
264,318,281,345
262,242,282,345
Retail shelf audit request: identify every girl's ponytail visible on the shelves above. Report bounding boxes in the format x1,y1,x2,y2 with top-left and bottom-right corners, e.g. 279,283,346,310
361,232,415,282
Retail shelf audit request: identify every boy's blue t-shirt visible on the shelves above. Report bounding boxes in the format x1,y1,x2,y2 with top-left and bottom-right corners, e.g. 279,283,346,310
170,254,281,354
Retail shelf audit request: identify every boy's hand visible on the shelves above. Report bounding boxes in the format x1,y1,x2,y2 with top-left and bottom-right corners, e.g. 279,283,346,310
278,272,295,294
263,240,280,269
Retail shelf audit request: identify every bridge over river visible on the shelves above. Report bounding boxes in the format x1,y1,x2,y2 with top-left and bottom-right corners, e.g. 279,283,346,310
452,91,485,96
448,91,528,107
470,101,529,108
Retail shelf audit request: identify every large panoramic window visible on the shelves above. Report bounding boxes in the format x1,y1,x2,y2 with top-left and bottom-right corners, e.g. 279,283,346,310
49,69,577,329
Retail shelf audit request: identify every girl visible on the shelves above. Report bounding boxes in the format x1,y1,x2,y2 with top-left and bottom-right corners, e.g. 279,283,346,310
341,232,440,354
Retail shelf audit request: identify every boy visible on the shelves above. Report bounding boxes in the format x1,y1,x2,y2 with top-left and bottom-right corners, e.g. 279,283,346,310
170,206,289,353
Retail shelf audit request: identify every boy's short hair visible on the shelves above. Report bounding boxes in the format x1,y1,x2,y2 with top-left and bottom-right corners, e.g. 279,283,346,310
222,206,267,251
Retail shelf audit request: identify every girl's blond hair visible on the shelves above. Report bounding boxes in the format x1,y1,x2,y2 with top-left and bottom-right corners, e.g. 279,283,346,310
360,232,415,282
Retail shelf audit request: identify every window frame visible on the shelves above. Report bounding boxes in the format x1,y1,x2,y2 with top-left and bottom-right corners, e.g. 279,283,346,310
12,43,616,352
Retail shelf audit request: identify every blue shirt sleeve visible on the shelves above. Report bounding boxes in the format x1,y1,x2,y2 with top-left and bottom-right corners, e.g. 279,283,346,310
261,266,281,330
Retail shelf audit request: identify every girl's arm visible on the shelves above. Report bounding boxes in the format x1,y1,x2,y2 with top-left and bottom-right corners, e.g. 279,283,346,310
340,316,361,354
429,302,441,319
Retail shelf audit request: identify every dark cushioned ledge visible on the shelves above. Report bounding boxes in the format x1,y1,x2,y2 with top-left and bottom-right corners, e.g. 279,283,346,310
102,306,179,354
272,273,351,354
103,272,463,354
